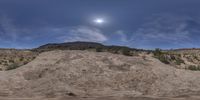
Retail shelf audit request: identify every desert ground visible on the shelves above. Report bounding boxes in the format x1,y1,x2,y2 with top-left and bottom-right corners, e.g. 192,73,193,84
0,49,200,100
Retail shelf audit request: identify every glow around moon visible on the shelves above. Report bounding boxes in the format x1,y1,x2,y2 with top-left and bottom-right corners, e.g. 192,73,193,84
94,18,104,24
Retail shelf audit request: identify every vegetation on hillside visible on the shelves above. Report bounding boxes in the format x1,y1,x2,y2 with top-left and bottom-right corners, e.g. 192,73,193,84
0,50,38,71
188,65,200,71
153,48,185,65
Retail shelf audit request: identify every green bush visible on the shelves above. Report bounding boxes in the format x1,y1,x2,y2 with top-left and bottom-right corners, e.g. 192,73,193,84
188,65,200,71
157,55,170,64
6,63,20,70
175,58,184,65
153,48,169,64
122,48,132,56
153,48,162,57
19,57,24,61
153,48,184,65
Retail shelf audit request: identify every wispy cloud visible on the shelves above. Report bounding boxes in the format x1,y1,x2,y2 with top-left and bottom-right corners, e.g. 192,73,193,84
0,15,108,48
0,15,18,41
0,15,35,48
128,14,200,48
1,12,200,49
109,14,200,49
63,26,108,43
53,26,108,42
115,30,129,42
134,14,191,42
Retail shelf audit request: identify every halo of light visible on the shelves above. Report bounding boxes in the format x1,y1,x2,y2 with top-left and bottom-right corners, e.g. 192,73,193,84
94,18,104,24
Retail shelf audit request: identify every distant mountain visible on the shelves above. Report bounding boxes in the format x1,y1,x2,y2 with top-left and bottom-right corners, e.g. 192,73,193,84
34,41,146,56
36,41,105,51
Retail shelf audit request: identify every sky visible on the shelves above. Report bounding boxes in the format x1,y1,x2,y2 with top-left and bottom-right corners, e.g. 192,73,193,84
0,0,200,49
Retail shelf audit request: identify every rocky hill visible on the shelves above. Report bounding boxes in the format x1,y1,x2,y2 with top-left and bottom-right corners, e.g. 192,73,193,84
0,42,145,71
1,42,200,72
0,50,200,100
0,42,200,100
29,42,200,72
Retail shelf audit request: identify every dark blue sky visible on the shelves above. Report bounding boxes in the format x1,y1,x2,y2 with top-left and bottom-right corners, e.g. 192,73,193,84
0,0,200,49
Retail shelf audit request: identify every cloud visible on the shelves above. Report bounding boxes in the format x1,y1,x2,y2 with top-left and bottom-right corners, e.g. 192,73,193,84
136,14,191,41
63,26,108,42
0,15,17,41
128,14,200,48
0,14,108,48
109,14,200,49
0,15,108,48
115,30,129,42
0,15,34,46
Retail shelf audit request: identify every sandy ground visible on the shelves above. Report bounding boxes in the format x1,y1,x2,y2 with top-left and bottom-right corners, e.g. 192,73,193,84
1,50,200,99
1,95,200,100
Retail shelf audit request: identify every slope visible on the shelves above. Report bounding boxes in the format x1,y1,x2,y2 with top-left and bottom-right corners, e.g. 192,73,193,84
0,50,200,98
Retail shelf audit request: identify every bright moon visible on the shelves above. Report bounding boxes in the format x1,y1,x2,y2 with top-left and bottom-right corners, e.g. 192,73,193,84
94,18,104,24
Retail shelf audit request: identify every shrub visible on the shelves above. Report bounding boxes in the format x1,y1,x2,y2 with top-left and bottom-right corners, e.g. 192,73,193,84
8,59,14,63
193,55,200,61
175,58,184,65
153,48,162,57
122,48,132,56
6,63,20,70
153,48,169,64
19,57,24,61
157,55,170,64
153,49,184,65
188,65,200,71
96,47,103,52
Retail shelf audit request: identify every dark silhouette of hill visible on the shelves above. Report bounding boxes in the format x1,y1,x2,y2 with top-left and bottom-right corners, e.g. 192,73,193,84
34,41,147,56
